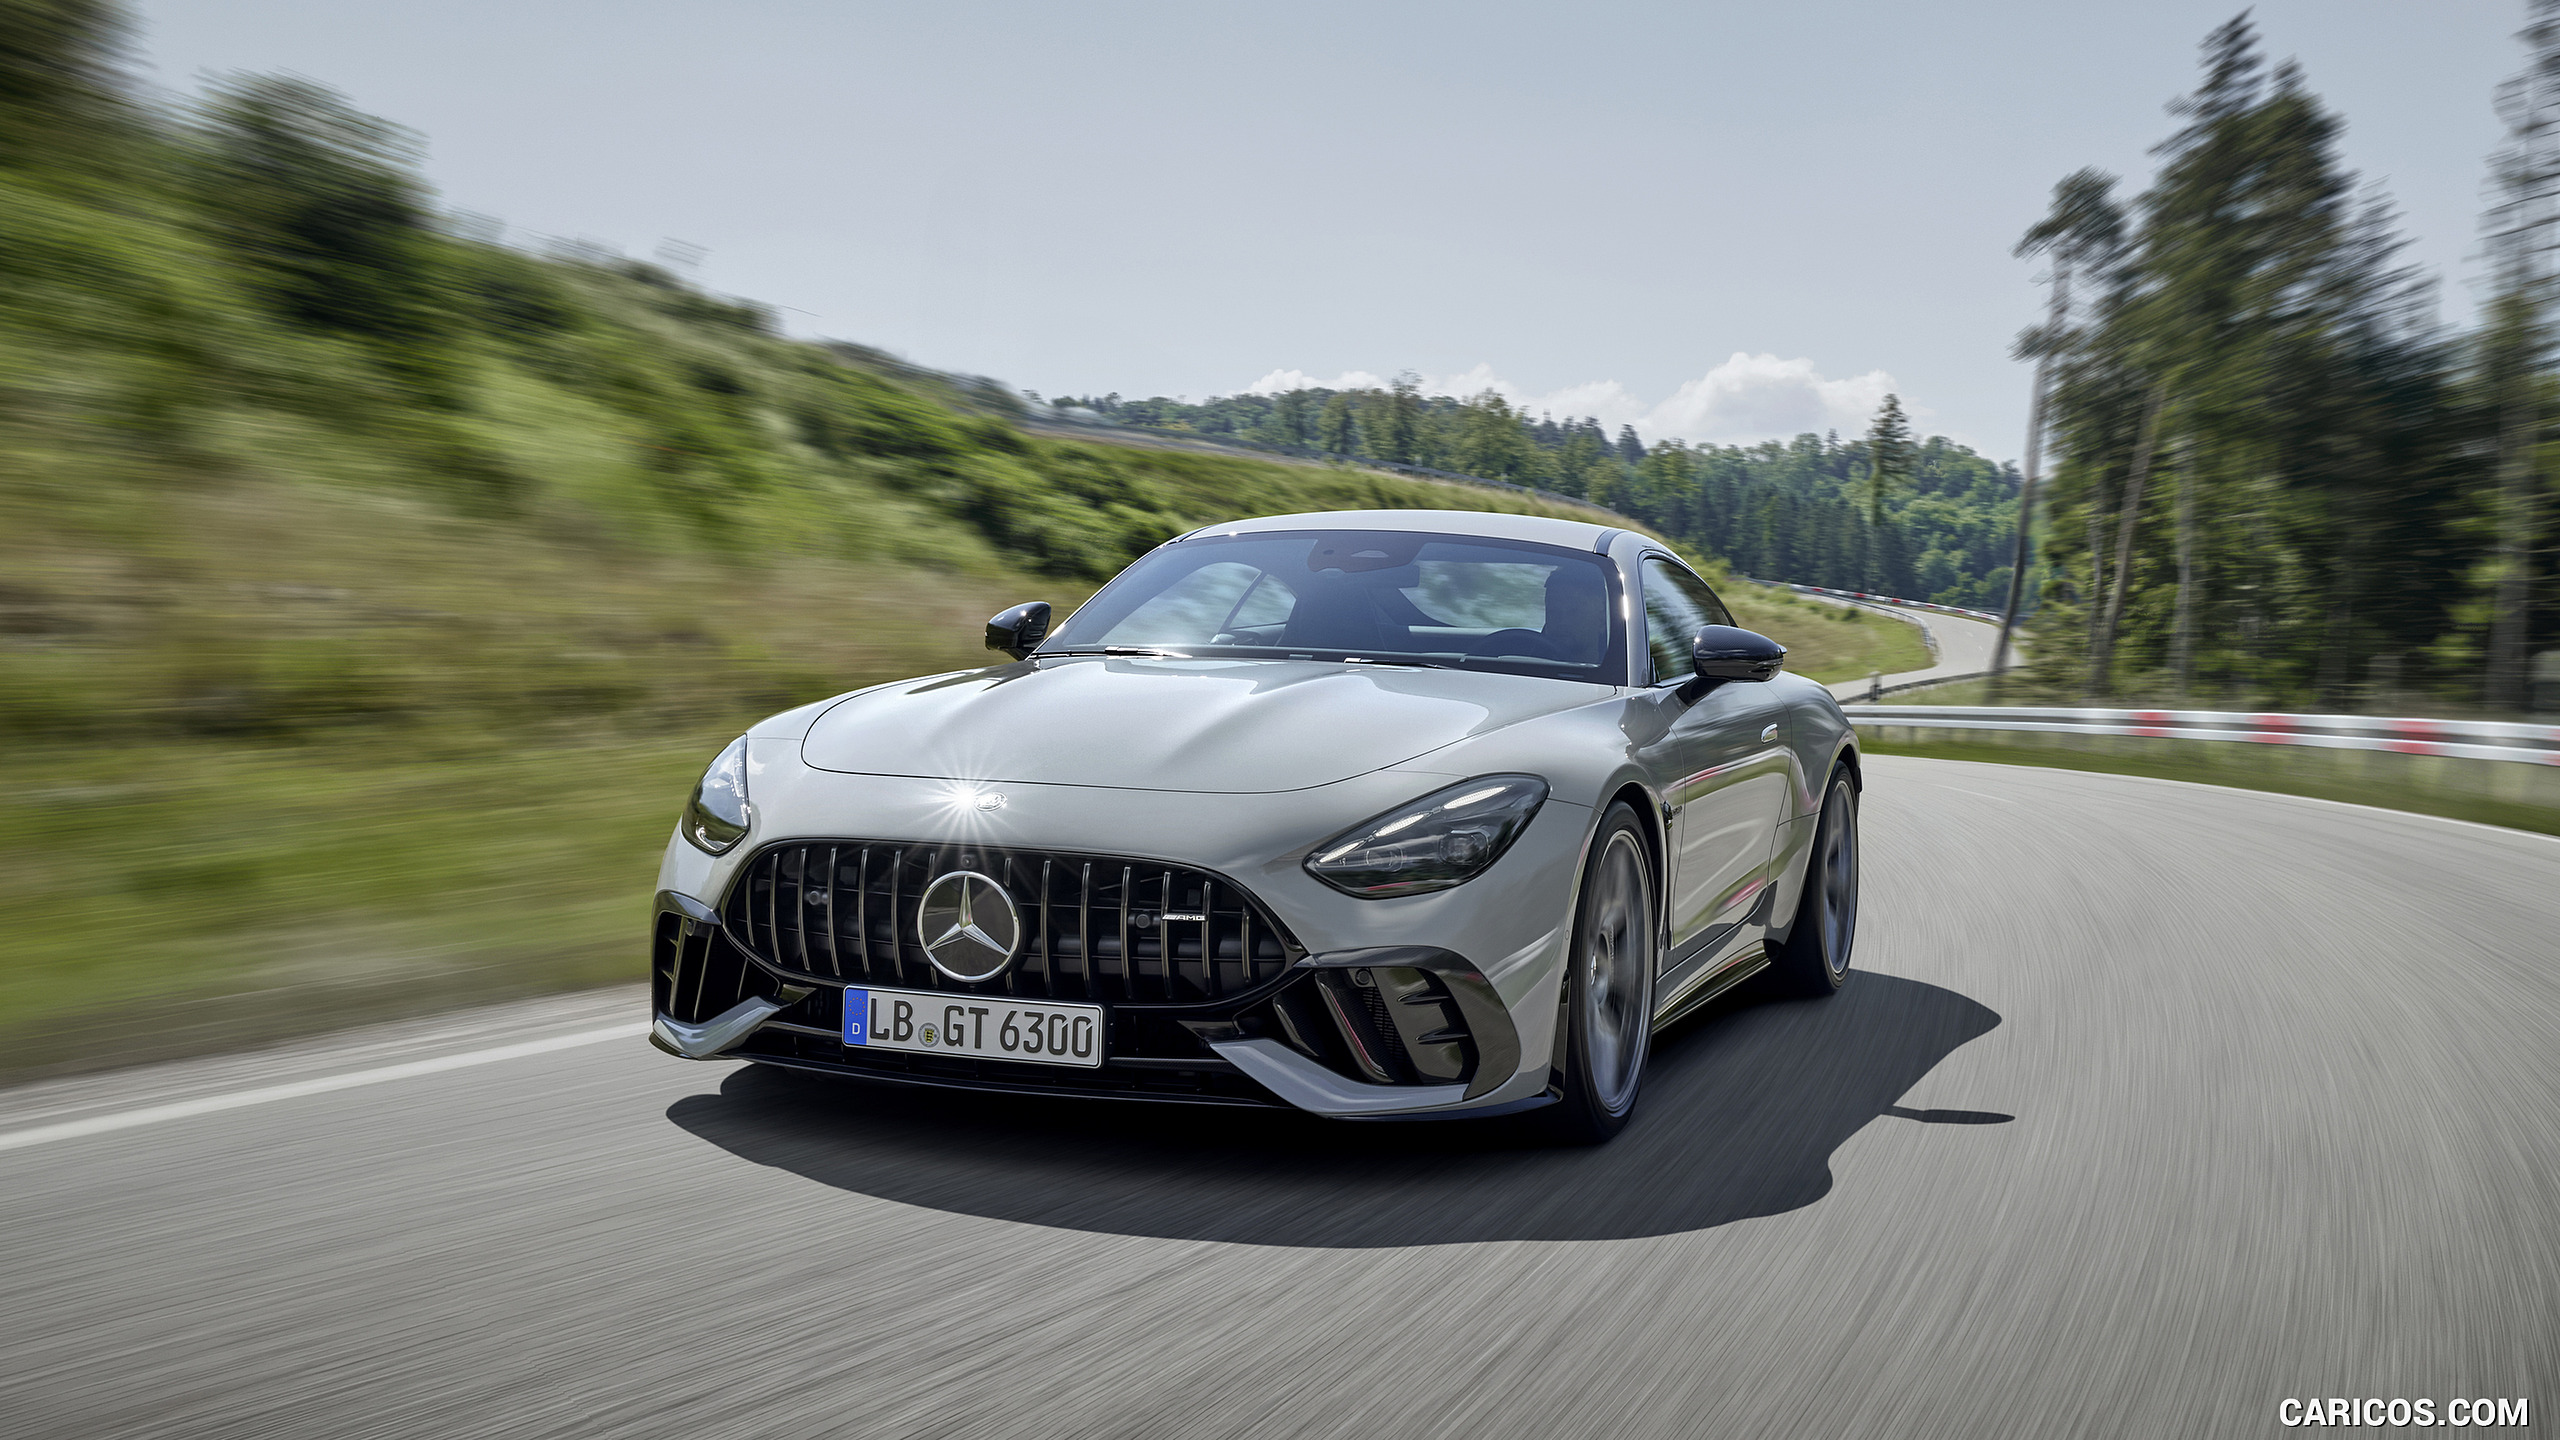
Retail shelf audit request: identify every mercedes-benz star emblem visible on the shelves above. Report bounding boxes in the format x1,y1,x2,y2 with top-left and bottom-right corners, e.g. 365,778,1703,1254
916,870,1021,983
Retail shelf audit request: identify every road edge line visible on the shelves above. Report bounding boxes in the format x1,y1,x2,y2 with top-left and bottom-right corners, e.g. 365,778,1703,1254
0,1022,651,1154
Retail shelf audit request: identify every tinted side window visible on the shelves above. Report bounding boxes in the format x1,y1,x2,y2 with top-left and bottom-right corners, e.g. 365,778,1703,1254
1640,558,1735,684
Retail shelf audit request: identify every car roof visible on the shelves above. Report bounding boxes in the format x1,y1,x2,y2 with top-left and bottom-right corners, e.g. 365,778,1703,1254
1182,508,1635,552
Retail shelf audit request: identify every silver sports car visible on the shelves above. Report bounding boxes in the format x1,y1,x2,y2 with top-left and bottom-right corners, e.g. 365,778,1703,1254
649,509,1860,1140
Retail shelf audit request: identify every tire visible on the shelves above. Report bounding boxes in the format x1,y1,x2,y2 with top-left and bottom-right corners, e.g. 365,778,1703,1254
1767,765,1859,996
1543,803,1657,1144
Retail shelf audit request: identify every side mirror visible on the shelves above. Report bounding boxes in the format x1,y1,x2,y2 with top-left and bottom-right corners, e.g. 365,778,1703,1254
985,601,1053,661
1691,624,1786,684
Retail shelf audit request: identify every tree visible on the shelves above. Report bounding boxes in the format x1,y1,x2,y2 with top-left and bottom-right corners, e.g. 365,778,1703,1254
1859,394,1914,523
0,0,131,174
2015,10,2480,708
2481,0,2560,711
1616,424,1646,465
1372,371,1423,464
1454,390,1535,481
1316,392,1356,455
192,74,443,354
1258,389,1313,447
1992,169,2125,695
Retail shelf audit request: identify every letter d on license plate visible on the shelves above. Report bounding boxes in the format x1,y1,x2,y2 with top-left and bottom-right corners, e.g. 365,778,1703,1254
841,986,1104,1069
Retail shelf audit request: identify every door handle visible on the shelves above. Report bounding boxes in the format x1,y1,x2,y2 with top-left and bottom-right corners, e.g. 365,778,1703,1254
1759,723,1778,743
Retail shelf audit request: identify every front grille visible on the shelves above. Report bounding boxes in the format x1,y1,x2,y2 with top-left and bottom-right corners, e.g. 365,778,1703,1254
722,841,1303,1004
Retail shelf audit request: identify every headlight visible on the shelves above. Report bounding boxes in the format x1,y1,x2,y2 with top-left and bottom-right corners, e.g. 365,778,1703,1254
1304,774,1548,898
682,736,752,854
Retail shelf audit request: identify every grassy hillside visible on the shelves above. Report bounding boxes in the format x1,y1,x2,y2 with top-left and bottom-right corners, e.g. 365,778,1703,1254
0,45,1919,1072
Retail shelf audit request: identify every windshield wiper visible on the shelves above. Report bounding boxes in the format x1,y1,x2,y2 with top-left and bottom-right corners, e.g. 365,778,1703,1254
1035,646,1193,659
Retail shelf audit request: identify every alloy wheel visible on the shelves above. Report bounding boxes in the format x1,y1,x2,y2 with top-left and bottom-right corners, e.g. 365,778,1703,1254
1581,829,1653,1112
1817,782,1859,975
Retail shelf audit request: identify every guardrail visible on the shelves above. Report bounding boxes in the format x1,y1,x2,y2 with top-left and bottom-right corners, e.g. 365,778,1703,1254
1846,670,1994,701
1846,705,2560,765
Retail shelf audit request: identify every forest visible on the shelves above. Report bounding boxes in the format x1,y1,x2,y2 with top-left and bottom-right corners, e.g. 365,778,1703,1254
2004,12,2552,711
1050,387,2033,613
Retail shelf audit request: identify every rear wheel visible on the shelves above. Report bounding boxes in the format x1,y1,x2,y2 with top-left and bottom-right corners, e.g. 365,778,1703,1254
1767,766,1858,995
1544,803,1656,1144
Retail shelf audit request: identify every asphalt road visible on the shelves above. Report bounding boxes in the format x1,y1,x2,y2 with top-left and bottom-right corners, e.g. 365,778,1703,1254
3,757,2553,1439
1816,599,2009,702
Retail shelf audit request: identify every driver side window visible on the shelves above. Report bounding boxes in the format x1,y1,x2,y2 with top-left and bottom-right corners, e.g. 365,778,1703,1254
1640,558,1734,685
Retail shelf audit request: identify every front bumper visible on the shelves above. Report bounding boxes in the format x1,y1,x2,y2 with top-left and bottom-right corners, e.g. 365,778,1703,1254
654,884,1537,1115
647,755,1590,1118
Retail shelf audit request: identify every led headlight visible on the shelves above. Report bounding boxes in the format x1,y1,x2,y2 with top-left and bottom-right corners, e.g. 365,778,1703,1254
1304,774,1548,898
682,736,752,855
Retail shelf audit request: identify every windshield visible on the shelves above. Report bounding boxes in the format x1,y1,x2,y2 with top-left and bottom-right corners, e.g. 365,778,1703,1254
1040,529,1627,683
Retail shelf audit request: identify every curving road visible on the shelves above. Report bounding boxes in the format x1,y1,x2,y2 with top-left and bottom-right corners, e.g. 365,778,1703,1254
1,758,2553,1438
1811,596,2010,702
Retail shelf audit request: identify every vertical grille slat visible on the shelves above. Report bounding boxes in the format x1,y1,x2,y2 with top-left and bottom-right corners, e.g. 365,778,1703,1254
1117,867,1133,997
1160,870,1177,999
1201,879,1218,998
887,848,906,986
724,842,1298,1005
1037,859,1054,991
788,848,813,973
1000,855,1021,997
765,855,783,974
1077,862,1094,995
822,845,843,979
855,846,872,979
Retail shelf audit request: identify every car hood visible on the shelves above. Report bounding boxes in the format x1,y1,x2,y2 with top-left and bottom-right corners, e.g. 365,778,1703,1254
799,657,1611,793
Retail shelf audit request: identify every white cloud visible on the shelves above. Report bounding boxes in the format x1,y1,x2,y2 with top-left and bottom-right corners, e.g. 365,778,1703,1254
1240,353,1925,448
1646,353,1910,445
1244,367,1389,395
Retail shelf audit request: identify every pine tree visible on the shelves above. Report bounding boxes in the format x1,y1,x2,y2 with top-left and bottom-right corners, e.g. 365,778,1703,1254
1860,394,1915,524
2481,0,2560,711
1992,170,2125,695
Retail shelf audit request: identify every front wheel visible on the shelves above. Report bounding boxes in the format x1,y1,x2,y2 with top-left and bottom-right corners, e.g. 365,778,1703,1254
1544,803,1657,1144
1767,765,1859,996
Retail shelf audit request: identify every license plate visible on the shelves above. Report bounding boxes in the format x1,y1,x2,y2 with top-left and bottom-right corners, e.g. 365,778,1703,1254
841,986,1104,1069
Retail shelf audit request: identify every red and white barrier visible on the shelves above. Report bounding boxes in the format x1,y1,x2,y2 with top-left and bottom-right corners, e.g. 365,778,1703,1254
1847,705,2560,765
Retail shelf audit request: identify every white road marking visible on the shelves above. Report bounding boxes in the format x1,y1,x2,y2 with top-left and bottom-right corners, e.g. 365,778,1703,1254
0,1022,649,1154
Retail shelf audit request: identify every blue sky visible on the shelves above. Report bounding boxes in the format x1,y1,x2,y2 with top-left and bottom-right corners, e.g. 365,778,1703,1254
137,0,2519,458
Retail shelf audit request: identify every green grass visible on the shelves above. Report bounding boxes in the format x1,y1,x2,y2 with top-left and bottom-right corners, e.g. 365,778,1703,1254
1725,585,1932,685
0,734,707,1074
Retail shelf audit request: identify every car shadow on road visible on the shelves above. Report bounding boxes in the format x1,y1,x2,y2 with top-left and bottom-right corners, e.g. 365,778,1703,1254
664,970,2004,1247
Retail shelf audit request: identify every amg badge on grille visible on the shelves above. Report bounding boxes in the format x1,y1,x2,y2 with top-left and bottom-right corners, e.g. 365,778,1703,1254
917,870,1022,982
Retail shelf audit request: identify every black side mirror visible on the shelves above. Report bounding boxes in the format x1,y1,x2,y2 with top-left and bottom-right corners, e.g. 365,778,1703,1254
985,601,1053,661
1692,624,1786,684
